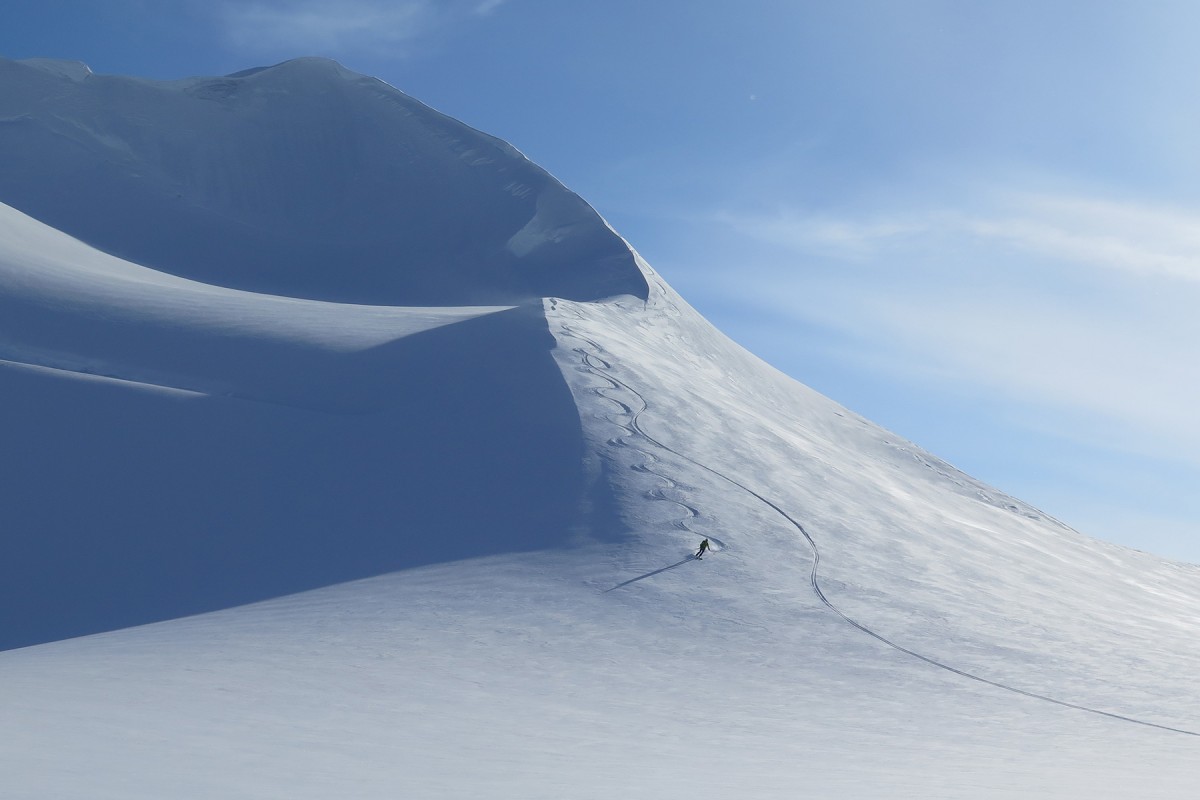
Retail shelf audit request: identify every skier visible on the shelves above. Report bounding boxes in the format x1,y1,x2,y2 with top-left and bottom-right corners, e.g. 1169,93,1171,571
695,538,710,559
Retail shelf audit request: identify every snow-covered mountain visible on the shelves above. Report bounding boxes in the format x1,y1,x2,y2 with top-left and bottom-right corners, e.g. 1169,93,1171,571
1,57,1198,799
0,56,645,305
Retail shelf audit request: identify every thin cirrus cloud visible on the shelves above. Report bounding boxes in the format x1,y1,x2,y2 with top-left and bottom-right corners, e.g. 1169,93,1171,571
966,194,1200,285
714,212,928,261
217,0,505,56
720,192,1200,284
713,190,1200,464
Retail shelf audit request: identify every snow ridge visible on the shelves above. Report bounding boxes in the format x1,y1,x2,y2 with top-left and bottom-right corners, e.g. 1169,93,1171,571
0,55,649,305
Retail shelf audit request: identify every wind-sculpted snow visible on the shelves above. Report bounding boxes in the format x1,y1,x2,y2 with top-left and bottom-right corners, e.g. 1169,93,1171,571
0,203,603,650
0,56,647,305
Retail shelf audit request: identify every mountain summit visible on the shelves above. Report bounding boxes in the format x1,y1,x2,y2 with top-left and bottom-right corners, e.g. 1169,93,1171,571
0,56,647,304
1,57,1198,799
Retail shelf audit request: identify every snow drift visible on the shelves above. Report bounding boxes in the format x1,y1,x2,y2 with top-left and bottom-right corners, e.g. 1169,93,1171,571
0,201,602,650
0,55,641,649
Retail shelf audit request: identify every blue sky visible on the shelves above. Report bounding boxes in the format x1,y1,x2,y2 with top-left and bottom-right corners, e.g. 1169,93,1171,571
5,1,1200,562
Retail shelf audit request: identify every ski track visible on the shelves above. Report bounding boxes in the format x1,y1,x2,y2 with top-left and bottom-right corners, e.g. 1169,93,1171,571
559,319,1200,739
571,343,713,545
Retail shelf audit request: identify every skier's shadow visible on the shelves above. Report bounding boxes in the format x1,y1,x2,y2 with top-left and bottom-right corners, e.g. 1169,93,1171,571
603,555,697,593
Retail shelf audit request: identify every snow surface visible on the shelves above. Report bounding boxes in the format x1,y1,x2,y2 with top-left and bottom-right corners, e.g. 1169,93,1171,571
1,57,1199,798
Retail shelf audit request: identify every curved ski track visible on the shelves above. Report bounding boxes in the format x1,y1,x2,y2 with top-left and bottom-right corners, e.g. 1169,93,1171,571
561,323,1200,738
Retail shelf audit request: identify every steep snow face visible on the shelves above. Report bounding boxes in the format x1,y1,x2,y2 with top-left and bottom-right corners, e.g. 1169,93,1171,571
0,57,647,305
548,268,1200,734
0,54,649,649
0,203,599,650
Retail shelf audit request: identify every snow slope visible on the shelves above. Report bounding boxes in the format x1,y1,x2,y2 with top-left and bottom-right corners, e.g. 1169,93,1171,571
1,58,1199,798
0,201,594,650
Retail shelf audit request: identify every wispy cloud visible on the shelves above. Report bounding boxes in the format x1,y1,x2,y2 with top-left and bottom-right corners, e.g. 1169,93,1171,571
717,211,927,260
966,194,1200,284
473,0,508,15
709,189,1200,466
721,193,1200,282
217,0,505,58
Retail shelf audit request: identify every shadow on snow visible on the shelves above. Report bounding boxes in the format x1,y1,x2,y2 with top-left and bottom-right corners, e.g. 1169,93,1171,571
604,555,698,593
